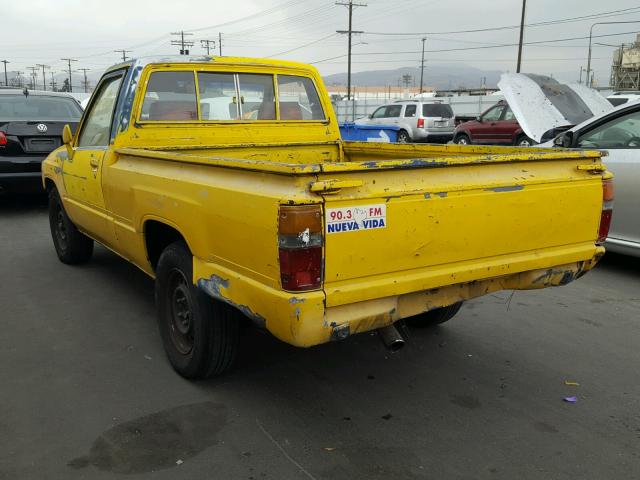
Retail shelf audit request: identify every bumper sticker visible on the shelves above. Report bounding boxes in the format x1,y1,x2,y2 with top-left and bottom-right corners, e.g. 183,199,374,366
326,204,386,234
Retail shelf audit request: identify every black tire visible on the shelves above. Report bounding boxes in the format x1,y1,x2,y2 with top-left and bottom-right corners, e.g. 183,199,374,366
515,135,535,147
155,241,239,379
454,134,471,145
397,130,411,143
48,188,94,264
405,302,464,328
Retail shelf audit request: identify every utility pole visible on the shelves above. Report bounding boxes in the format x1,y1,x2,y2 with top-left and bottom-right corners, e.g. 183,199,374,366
35,64,50,91
579,66,584,84
336,0,366,101
1,60,9,86
49,71,57,91
171,31,194,55
419,38,426,94
27,67,38,89
219,32,223,55
200,39,216,55
402,74,412,88
61,58,77,92
14,71,24,87
516,0,526,73
114,49,131,62
77,68,90,93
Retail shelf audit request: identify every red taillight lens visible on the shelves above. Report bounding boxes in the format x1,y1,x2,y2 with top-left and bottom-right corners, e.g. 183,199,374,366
598,178,614,244
0,131,7,146
278,205,323,291
417,118,424,128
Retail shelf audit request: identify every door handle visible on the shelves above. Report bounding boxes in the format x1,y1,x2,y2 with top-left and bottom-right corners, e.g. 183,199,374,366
89,158,99,169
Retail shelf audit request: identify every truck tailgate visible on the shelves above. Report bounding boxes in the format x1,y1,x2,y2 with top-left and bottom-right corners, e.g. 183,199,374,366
318,146,604,307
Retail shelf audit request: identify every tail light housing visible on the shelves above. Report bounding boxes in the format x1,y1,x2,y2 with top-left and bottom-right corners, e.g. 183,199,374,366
278,205,323,291
417,118,425,128
597,178,614,244
0,131,7,146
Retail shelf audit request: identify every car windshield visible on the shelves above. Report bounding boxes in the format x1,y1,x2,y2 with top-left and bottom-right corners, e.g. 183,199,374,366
422,104,453,118
0,94,83,121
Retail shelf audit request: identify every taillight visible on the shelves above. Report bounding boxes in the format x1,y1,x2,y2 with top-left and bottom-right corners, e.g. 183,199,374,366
598,178,614,244
417,118,425,128
0,132,7,146
278,205,323,291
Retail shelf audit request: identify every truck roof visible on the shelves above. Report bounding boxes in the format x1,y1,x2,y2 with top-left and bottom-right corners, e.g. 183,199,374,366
105,55,320,75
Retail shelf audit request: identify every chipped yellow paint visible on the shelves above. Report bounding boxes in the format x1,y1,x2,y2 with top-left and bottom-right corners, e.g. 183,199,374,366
41,57,609,348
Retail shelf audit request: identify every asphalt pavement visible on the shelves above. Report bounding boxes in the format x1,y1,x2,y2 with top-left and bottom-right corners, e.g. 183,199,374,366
1,195,639,480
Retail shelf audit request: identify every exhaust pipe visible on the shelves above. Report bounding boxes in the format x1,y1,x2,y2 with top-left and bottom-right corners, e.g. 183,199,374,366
377,324,405,352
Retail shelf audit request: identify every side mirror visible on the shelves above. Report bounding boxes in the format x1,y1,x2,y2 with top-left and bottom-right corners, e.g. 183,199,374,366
369,113,373,119
554,131,573,148
62,124,74,158
476,116,482,122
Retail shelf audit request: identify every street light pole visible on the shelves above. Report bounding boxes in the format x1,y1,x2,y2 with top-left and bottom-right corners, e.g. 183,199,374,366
586,21,640,87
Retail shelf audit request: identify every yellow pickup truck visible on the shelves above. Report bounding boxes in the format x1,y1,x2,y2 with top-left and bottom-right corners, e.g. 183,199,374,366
42,56,613,379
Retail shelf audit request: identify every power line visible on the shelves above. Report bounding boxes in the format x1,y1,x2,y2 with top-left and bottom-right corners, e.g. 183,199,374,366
171,31,194,55
267,33,338,57
362,6,640,36
336,0,366,100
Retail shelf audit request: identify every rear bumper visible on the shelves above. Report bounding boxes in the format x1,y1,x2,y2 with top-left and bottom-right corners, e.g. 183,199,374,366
0,156,46,194
193,244,604,348
412,129,454,143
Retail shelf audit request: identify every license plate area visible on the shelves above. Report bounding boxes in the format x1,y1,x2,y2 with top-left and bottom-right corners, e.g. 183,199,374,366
24,137,59,152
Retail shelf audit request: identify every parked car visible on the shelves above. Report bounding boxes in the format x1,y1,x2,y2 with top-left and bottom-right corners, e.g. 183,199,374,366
453,101,535,146
43,56,609,379
0,89,82,195
541,100,640,257
607,92,640,107
355,100,455,143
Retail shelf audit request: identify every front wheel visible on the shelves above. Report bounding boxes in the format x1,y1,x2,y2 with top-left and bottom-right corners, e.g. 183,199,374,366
454,134,471,145
405,302,464,328
48,188,94,264
515,135,535,147
397,130,410,143
155,241,239,379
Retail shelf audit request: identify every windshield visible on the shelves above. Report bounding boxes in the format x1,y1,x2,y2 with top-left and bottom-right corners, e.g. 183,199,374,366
0,94,83,121
422,104,453,118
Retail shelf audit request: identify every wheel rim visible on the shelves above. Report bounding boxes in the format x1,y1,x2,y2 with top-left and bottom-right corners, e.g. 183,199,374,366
457,137,468,145
518,139,531,146
398,132,408,143
167,269,195,355
54,207,68,251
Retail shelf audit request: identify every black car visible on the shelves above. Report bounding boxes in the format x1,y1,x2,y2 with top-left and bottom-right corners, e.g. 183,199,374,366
0,89,83,195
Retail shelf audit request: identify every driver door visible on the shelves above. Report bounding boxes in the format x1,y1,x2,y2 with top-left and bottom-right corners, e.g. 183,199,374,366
62,71,125,245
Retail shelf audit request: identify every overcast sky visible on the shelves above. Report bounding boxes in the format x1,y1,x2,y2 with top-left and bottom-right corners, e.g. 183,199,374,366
3,0,640,87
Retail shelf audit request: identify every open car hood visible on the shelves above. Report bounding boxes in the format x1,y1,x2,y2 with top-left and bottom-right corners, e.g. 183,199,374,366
497,73,613,142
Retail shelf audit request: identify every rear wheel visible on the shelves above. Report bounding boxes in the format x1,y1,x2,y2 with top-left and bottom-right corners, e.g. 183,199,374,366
455,134,471,145
397,130,410,143
405,302,464,328
48,188,94,264
155,241,239,379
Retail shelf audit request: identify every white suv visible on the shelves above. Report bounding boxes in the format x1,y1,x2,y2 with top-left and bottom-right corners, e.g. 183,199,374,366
356,100,455,143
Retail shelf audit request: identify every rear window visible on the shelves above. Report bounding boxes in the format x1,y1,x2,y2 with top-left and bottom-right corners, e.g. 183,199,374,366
608,98,628,107
422,104,453,118
141,71,198,121
0,95,82,121
277,75,325,120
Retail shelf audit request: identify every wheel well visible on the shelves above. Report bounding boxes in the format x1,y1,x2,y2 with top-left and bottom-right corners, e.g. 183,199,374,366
144,221,187,271
44,178,56,193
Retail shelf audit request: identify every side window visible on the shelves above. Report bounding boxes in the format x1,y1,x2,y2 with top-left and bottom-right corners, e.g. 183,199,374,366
277,75,325,120
577,110,640,149
77,74,124,147
404,105,417,117
371,107,386,119
198,72,239,120
482,105,503,122
237,74,275,120
503,107,516,121
141,71,197,121
385,105,402,118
